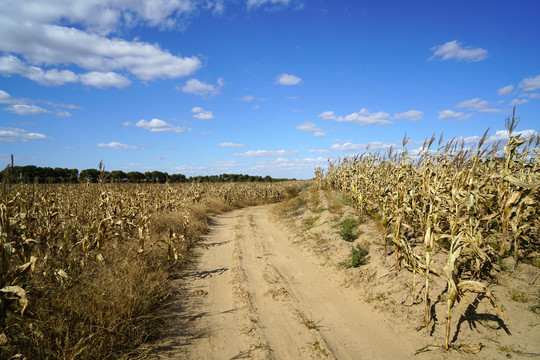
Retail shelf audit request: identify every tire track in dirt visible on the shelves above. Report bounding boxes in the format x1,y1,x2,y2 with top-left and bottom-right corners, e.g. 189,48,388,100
163,205,425,359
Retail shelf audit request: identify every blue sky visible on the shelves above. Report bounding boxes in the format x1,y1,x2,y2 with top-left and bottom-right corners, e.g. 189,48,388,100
1,0,539,180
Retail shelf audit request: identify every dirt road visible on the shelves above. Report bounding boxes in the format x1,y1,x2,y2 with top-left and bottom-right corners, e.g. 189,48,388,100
156,205,429,359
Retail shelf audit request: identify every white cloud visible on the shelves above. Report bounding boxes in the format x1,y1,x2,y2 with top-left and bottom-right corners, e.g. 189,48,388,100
319,109,392,125
191,106,215,120
308,149,331,153
0,55,131,88
218,142,246,148
497,84,514,96
518,75,540,91
330,142,363,151
456,97,502,113
393,110,423,121
247,0,303,10
96,141,143,150
509,98,529,106
0,3,202,86
275,73,302,85
430,40,488,62
0,127,51,142
523,93,540,99
123,121,133,127
438,109,472,120
314,131,326,137
181,77,223,96
135,119,186,133
456,98,489,110
4,104,51,115
295,121,319,132
0,90,16,104
41,100,81,109
234,149,299,157
0,55,79,86
55,109,72,117
80,71,131,88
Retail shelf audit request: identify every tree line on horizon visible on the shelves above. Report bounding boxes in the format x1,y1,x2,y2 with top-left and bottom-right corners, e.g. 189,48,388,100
0,165,294,184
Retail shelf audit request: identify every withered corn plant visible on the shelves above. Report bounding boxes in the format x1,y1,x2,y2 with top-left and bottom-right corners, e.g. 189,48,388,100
0,177,293,359
317,110,539,350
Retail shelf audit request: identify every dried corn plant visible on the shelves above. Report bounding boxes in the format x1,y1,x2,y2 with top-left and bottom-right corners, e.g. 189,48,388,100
318,110,539,350
0,178,293,358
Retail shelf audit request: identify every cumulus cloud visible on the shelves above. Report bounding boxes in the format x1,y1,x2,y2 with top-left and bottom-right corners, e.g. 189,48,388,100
393,110,423,121
4,104,51,115
438,109,472,120
135,119,186,133
0,2,202,87
430,40,488,62
191,106,215,120
96,141,143,150
0,127,51,142
319,109,392,125
234,149,299,157
275,73,302,85
497,84,514,96
181,78,224,96
518,75,540,91
218,142,246,148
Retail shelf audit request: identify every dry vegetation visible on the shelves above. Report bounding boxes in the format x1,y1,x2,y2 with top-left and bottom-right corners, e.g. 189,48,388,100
314,112,539,351
0,179,294,359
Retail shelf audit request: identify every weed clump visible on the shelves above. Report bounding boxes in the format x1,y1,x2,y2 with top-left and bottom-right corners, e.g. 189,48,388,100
348,244,369,268
339,218,362,242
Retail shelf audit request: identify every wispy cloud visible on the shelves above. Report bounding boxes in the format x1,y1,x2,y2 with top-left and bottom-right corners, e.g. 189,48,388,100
456,97,502,113
4,104,51,115
0,127,51,142
218,142,246,148
430,40,488,62
438,109,472,120
96,142,144,150
275,73,302,85
319,109,392,125
497,84,514,96
296,121,326,136
234,149,298,157
518,74,540,91
393,110,423,121
509,98,529,106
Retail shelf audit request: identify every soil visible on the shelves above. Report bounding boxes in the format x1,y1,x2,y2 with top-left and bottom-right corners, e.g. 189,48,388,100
151,189,540,359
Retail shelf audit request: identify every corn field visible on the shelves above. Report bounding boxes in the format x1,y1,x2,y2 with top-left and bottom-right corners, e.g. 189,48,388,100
316,113,539,349
0,180,291,358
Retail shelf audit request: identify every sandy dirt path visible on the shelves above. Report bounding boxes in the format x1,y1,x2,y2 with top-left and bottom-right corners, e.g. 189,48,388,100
156,205,429,359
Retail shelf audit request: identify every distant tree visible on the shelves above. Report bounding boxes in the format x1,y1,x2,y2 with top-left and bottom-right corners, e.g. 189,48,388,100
110,170,127,183
79,169,100,183
127,171,145,183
